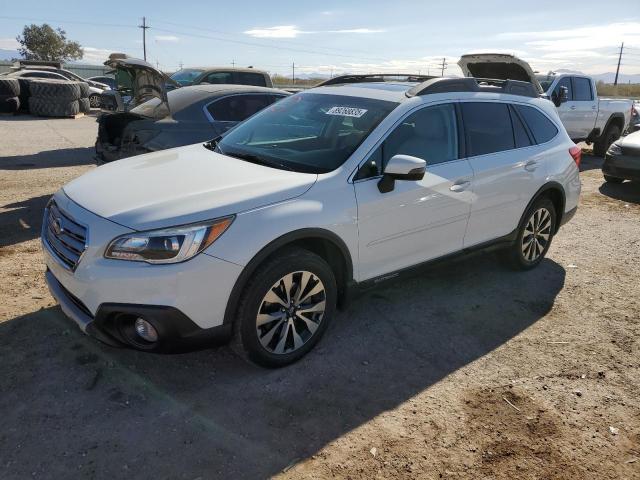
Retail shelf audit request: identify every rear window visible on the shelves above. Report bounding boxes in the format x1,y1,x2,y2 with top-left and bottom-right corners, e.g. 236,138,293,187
515,105,558,144
207,94,280,122
462,102,514,156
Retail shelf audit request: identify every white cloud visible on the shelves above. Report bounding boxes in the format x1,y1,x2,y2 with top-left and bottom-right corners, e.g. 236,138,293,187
155,35,180,42
81,47,115,63
245,26,304,38
0,38,19,50
244,25,385,38
329,28,385,34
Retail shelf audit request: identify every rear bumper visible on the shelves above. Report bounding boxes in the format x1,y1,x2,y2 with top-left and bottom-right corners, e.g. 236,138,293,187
45,268,232,351
602,154,640,181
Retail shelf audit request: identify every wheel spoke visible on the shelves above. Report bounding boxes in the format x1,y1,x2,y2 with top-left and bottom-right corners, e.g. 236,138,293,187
294,271,312,304
296,312,319,334
259,319,285,346
282,274,294,304
298,282,324,305
264,287,288,307
257,311,285,327
274,322,290,354
290,322,304,350
298,300,326,315
538,232,550,240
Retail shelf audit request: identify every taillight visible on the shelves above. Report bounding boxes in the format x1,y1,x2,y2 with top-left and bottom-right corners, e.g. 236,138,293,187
569,145,581,168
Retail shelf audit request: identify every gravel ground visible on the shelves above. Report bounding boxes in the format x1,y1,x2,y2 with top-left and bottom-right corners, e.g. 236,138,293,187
0,115,639,480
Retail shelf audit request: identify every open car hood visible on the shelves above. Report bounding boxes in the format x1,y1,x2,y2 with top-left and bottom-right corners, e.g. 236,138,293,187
104,54,180,115
458,53,543,94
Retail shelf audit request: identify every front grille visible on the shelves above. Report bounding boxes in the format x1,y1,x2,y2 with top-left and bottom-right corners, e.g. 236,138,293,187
44,201,87,270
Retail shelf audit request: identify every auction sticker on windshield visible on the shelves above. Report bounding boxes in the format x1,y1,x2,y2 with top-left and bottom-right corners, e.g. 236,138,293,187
326,106,368,118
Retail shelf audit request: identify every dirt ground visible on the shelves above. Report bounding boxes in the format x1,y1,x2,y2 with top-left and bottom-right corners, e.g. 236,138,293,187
1,115,639,480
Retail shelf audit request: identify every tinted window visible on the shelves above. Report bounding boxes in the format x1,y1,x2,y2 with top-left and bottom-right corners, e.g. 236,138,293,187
207,94,278,122
234,72,267,87
573,77,593,101
462,102,514,156
201,72,233,84
218,93,397,173
552,77,572,102
509,106,532,148
515,105,558,144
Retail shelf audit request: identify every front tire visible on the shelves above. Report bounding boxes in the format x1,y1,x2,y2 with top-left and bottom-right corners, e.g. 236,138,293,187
505,197,556,270
231,248,337,367
593,124,621,157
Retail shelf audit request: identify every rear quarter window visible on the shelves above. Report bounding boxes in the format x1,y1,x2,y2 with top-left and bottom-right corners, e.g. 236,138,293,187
515,105,559,144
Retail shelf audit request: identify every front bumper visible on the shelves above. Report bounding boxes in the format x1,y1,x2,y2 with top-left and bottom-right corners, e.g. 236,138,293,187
42,192,243,350
602,153,640,181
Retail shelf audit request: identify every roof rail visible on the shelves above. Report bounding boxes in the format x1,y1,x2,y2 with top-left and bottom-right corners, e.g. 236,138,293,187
317,73,436,87
406,77,539,98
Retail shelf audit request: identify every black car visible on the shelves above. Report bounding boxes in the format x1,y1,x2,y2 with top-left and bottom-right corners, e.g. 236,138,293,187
95,84,288,163
602,130,640,183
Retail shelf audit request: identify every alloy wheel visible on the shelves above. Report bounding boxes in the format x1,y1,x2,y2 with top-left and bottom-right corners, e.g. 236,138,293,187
522,207,552,262
256,271,326,355
89,95,100,108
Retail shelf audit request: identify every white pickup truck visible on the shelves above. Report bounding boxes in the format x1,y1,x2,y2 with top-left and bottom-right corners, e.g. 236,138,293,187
458,54,633,156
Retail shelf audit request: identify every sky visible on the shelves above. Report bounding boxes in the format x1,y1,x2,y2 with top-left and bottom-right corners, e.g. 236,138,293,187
1,0,639,77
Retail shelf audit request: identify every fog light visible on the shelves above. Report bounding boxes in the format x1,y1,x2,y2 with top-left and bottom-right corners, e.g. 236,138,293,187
134,318,158,342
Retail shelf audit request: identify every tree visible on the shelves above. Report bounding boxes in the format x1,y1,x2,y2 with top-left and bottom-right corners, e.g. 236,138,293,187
16,24,83,62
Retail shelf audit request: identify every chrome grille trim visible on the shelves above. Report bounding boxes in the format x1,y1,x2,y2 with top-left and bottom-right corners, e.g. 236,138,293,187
43,200,88,271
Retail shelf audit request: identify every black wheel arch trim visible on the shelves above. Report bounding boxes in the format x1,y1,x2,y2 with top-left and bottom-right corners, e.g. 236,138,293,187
222,228,354,325
521,181,566,234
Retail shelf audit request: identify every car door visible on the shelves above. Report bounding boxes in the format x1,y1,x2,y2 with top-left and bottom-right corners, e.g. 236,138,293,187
354,103,474,281
571,76,598,138
552,77,580,139
462,101,547,247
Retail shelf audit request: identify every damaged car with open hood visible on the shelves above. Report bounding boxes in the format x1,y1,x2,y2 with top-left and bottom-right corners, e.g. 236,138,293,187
95,54,288,163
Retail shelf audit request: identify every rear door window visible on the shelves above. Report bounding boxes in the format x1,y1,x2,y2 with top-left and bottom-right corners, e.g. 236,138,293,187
514,105,559,144
572,77,593,101
206,94,278,122
234,72,267,87
202,72,234,84
461,102,514,156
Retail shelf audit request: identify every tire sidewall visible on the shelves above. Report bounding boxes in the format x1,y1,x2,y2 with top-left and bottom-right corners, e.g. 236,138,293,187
237,250,337,367
513,197,557,269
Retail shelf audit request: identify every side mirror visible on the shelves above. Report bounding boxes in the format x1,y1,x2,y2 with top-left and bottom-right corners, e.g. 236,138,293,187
553,86,569,107
378,154,426,193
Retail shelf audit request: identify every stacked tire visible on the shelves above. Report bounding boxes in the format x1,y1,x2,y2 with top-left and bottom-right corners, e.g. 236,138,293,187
27,79,92,117
0,78,20,114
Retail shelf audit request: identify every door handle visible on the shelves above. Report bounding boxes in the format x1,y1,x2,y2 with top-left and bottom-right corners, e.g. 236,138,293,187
450,181,470,192
570,106,576,110
592,105,597,110
524,160,539,171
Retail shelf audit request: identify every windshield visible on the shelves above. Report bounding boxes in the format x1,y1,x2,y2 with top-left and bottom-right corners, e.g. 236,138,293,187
216,92,397,174
536,75,556,92
170,69,205,85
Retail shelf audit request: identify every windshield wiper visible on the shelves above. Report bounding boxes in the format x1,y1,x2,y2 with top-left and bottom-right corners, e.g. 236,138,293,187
225,151,295,171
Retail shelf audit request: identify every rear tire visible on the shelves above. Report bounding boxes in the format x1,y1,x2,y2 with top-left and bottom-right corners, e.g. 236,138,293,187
231,247,337,368
593,124,621,157
604,175,624,184
88,93,101,108
505,197,556,271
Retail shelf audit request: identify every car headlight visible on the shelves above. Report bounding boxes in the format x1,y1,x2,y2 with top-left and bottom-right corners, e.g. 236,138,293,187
105,217,234,264
607,142,622,156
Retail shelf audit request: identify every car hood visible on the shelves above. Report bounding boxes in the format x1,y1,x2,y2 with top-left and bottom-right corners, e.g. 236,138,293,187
63,144,317,230
458,53,543,94
619,130,640,149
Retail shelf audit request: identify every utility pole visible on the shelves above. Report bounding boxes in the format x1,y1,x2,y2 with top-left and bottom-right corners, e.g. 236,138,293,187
292,61,295,85
231,59,235,67
440,57,447,76
614,42,624,86
139,17,150,61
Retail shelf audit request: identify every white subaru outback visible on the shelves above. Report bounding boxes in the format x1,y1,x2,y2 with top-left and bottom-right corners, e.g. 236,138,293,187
42,75,581,367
